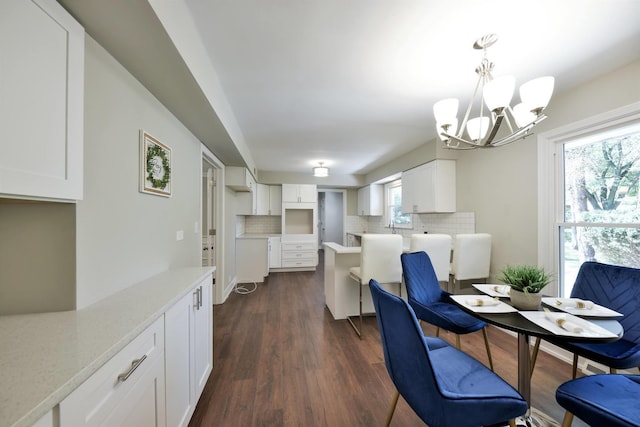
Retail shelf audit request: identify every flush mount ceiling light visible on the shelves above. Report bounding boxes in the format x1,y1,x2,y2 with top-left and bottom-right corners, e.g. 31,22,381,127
313,162,329,177
434,34,554,150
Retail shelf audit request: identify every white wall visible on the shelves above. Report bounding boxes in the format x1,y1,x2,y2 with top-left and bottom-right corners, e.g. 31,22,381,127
75,37,203,308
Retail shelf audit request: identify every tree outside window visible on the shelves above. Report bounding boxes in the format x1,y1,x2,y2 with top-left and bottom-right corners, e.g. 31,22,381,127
561,125,640,295
386,180,412,228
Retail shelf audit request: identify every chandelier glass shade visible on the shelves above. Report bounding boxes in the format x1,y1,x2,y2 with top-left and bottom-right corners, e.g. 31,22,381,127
313,162,329,177
434,34,554,149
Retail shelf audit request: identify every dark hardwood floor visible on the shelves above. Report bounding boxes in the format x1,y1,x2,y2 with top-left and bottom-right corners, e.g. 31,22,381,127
190,251,588,426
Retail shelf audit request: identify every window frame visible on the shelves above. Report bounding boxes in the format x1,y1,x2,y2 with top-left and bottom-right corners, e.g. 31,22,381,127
537,101,640,297
385,179,412,230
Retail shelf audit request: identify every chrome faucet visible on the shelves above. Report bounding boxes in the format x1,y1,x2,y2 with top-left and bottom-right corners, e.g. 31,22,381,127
390,221,396,234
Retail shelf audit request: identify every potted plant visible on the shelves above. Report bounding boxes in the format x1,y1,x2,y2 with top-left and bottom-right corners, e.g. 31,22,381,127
499,264,553,310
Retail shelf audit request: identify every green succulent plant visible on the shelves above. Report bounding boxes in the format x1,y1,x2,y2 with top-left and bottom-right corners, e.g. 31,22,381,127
499,264,552,294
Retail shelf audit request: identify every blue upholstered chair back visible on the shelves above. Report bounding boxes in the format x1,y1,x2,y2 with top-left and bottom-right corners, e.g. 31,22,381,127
401,251,444,306
369,278,436,422
571,262,640,343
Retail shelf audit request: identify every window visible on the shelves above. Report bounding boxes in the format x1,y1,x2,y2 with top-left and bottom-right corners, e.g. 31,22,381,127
385,179,412,229
538,103,640,298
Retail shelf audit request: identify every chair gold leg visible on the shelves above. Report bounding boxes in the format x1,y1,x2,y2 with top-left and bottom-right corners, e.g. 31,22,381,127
561,411,574,427
530,337,541,377
571,354,579,379
455,334,461,349
435,327,440,338
508,420,516,427
482,327,494,371
610,367,617,374
346,283,363,338
385,391,400,427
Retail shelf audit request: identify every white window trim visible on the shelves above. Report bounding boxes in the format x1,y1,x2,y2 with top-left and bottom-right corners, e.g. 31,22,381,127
537,101,640,296
385,179,412,229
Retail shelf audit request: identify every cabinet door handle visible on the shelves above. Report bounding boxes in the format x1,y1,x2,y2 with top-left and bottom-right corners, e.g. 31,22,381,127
193,289,199,309
117,354,147,383
198,287,203,309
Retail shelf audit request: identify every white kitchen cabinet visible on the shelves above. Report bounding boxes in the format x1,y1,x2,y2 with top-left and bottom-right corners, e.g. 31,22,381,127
31,410,54,427
256,184,282,215
281,241,317,268
165,276,213,427
59,316,166,427
282,184,317,203
237,189,257,215
236,238,269,282
0,0,84,201
401,159,456,213
268,236,282,269
357,184,383,216
225,166,255,192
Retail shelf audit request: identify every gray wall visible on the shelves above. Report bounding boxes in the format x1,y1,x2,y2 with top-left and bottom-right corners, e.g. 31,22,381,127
75,37,203,308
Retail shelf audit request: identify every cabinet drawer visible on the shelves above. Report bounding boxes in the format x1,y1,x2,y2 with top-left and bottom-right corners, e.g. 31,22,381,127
282,258,316,268
59,316,165,426
282,242,315,251
282,250,316,260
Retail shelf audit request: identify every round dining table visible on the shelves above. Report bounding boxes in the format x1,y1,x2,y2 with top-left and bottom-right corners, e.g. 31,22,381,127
452,290,623,426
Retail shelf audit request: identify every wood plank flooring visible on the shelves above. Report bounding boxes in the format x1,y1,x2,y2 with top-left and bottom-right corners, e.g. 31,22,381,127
190,251,588,426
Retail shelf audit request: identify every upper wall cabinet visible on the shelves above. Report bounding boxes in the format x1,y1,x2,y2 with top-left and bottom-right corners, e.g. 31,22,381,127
357,184,383,216
282,184,317,203
256,184,282,216
402,160,456,213
0,0,84,201
225,167,255,192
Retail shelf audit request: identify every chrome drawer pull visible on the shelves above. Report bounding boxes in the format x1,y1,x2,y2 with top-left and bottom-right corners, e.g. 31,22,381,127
117,354,147,383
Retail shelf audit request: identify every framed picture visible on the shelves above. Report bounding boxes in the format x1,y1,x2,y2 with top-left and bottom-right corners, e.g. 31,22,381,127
140,131,172,197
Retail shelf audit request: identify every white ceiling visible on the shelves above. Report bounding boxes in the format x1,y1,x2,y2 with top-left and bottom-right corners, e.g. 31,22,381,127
60,0,640,180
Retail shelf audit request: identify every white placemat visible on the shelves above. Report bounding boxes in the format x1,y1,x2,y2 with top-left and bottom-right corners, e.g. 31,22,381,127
472,284,511,298
450,295,518,313
542,298,623,318
519,311,618,338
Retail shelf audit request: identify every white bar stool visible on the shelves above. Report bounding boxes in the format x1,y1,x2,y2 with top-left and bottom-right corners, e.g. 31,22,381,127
450,233,492,293
409,233,452,290
348,234,403,338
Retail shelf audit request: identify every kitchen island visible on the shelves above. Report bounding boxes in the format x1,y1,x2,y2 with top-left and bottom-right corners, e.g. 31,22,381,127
323,242,362,320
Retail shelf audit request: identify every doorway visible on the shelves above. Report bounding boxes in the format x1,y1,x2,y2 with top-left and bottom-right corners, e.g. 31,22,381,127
202,146,224,304
317,189,346,246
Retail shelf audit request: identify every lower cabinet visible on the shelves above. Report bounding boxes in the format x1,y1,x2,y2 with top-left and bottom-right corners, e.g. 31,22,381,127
281,241,317,268
58,275,213,427
59,316,166,427
165,278,213,427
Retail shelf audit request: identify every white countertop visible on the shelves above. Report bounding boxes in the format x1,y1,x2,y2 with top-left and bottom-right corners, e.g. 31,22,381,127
236,233,281,239
323,242,361,254
0,266,214,427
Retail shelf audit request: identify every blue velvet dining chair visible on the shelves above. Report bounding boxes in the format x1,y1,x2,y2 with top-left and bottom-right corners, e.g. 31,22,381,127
556,374,640,427
530,262,640,378
369,278,527,427
401,251,494,370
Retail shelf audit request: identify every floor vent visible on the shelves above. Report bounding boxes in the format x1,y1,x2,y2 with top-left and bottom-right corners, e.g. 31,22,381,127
584,363,606,374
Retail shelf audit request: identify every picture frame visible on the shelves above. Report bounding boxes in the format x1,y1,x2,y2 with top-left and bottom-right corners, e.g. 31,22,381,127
140,130,172,197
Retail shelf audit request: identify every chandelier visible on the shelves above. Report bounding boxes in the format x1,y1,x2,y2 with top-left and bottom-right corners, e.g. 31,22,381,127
433,34,554,150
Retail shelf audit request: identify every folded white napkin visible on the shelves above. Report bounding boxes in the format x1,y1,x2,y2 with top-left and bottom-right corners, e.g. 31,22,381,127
492,285,510,295
557,299,594,309
545,313,584,333
466,298,500,307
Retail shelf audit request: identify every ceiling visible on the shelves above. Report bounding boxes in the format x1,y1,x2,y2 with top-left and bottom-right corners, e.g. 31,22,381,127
59,0,640,181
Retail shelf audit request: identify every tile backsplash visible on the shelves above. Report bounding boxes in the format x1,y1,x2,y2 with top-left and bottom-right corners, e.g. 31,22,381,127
242,212,474,238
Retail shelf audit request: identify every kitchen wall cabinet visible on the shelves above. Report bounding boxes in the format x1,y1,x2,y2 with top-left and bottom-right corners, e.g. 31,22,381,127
357,184,383,216
256,184,282,215
236,237,269,282
226,166,255,192
401,159,456,213
165,277,213,427
0,0,84,201
268,236,282,269
59,316,166,427
282,184,317,203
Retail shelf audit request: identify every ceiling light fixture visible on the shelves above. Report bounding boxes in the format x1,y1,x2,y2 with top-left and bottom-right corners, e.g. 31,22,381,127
313,162,329,177
434,34,554,150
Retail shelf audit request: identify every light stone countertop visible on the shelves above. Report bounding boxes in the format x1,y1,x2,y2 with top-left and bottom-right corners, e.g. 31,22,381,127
0,266,215,427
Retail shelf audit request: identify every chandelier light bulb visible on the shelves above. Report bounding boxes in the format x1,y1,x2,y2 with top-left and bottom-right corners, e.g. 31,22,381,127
512,103,536,128
466,116,490,141
483,76,515,113
519,76,555,114
433,98,459,126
